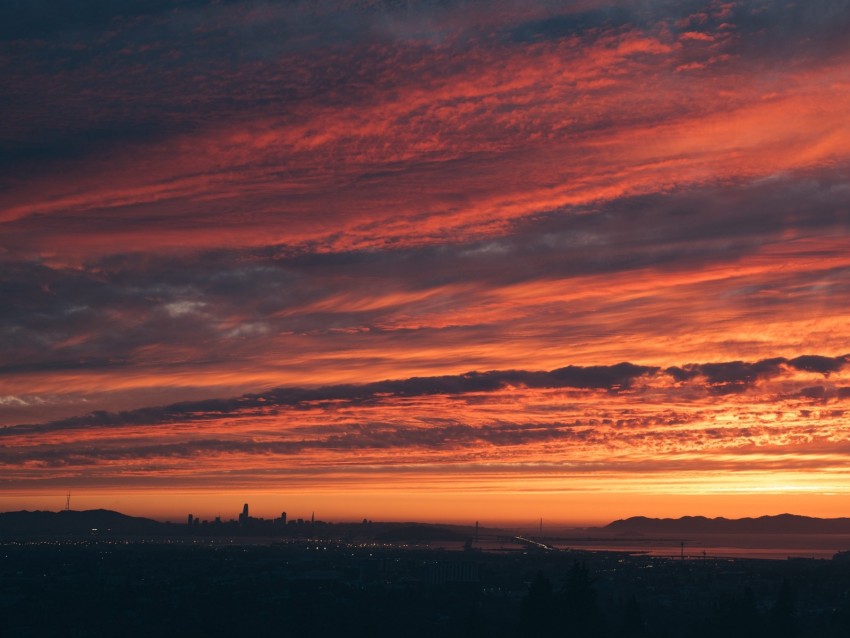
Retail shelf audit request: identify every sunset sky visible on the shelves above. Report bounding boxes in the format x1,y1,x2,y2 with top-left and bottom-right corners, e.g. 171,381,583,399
3,0,850,525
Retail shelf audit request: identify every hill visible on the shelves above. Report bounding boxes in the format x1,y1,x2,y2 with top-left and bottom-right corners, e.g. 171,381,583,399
0,509,165,536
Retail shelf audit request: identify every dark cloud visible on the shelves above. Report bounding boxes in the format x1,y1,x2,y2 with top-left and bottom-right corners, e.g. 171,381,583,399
0,420,594,466
507,7,637,43
548,363,653,390
4,171,849,384
5,0,850,179
5,362,658,433
0,358,127,376
9,353,850,434
788,355,849,375
798,386,826,400
666,358,787,386
666,355,850,395
0,1,194,41
730,0,850,58
0,1,395,169
665,355,850,393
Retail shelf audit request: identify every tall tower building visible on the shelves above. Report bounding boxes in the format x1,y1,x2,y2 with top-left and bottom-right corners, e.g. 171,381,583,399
239,503,249,525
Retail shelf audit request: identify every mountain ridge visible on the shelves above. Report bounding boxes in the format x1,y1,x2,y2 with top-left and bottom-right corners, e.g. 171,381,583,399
0,509,164,535
6,509,850,537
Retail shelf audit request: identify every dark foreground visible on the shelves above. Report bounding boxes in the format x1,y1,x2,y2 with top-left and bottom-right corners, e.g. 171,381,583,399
3,539,850,637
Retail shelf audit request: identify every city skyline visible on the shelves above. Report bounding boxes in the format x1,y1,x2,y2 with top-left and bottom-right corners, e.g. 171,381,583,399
3,0,850,523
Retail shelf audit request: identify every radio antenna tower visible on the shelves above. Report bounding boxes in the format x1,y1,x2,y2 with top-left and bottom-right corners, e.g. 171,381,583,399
65,493,71,511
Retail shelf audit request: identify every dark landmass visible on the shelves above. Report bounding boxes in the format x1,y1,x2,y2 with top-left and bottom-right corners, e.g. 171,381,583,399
0,509,163,536
0,509,483,543
4,537,850,637
7,509,850,539
604,514,850,535
5,509,850,636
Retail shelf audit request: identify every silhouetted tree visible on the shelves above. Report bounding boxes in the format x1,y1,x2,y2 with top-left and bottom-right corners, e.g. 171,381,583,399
462,602,491,638
730,587,761,638
618,595,644,636
559,561,605,637
766,580,798,638
826,594,850,638
518,572,556,637
709,587,762,638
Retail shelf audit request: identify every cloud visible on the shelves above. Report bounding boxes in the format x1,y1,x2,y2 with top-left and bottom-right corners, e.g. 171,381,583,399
0,419,595,467
5,361,659,433
666,356,850,393
548,363,654,389
666,358,787,385
7,354,850,435
506,6,636,43
3,1,850,503
788,355,849,375
5,0,850,261
3,170,850,412
798,386,826,400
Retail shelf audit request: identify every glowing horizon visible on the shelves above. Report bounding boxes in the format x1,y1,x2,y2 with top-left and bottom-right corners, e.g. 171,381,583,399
3,0,850,523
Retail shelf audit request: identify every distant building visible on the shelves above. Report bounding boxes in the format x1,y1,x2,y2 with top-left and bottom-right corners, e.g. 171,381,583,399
281,511,287,525
187,514,193,528
239,504,249,525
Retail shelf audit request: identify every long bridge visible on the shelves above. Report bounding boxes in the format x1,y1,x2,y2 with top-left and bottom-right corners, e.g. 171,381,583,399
492,535,557,551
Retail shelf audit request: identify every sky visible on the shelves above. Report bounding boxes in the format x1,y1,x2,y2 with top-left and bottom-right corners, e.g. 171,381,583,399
3,0,850,525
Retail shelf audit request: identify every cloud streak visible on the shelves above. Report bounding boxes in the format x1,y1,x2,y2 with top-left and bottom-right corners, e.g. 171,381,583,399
3,0,850,519
5,355,850,491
